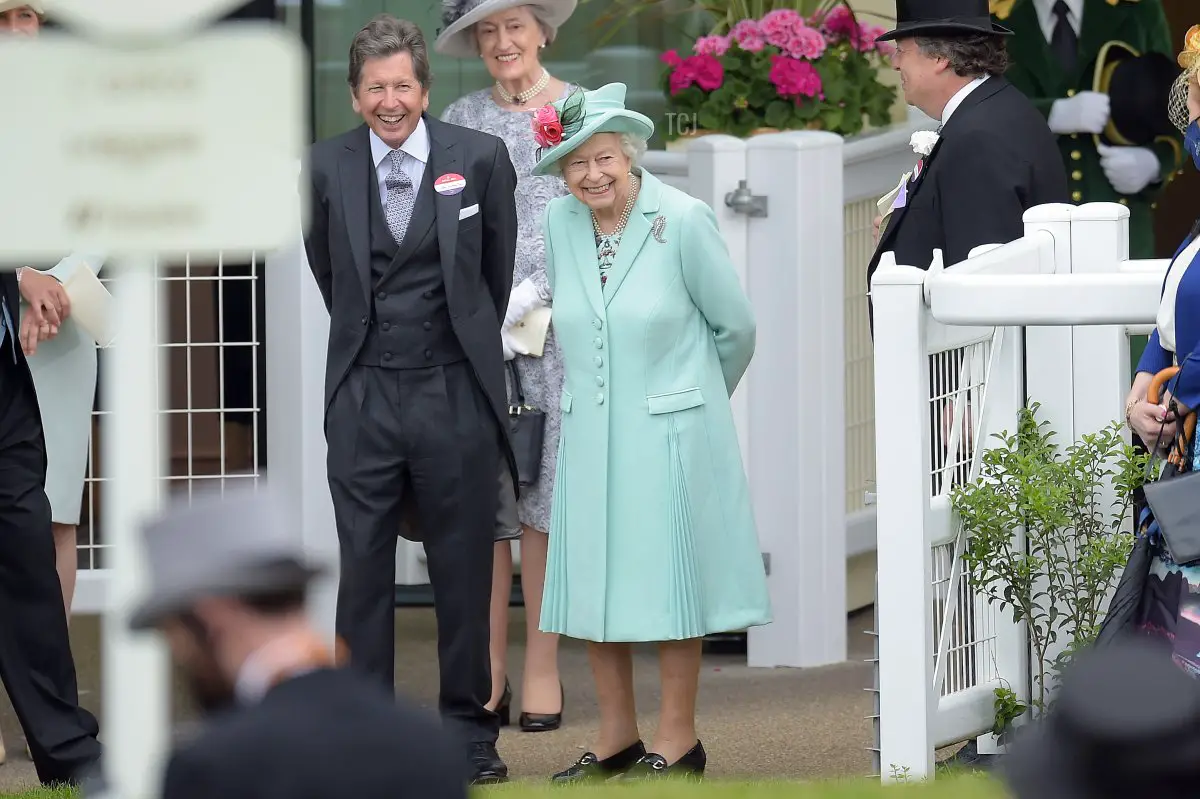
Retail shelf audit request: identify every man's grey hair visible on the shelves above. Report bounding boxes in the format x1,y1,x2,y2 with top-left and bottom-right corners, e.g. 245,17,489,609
470,4,558,56
546,133,647,177
913,34,1008,79
348,14,433,90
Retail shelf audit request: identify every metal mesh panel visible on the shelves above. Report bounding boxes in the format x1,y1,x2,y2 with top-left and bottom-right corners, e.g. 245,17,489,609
76,253,264,571
927,341,1000,698
844,198,878,513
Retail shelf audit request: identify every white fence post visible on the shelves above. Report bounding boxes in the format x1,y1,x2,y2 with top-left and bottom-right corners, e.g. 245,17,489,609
685,135,751,466
264,219,340,646
743,131,846,668
871,256,935,780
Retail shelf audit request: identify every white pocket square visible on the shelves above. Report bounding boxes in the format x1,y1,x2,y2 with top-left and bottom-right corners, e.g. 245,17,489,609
459,203,479,221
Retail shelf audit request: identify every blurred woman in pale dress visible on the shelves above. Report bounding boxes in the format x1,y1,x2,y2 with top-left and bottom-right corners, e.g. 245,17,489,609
2,0,106,765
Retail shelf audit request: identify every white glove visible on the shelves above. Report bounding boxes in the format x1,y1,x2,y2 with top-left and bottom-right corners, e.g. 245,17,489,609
1047,91,1110,135
1096,144,1160,195
501,327,529,361
502,278,545,331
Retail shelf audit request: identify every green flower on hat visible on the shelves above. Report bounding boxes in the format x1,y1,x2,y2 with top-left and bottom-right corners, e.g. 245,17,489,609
530,83,656,177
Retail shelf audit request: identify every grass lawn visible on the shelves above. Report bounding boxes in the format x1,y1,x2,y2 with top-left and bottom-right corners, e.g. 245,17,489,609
2,774,1011,798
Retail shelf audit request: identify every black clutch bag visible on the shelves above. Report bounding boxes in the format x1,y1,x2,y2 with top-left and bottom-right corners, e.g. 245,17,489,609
507,361,545,487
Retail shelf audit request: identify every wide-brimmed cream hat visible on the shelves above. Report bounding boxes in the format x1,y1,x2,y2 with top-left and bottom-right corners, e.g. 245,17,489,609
0,1,45,14
434,0,577,59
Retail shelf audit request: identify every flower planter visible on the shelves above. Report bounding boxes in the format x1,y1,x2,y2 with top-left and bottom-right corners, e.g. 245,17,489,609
664,127,783,151
656,5,896,144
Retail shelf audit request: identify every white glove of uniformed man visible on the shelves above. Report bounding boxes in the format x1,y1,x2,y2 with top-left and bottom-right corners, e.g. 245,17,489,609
1096,144,1161,196
1047,91,1110,135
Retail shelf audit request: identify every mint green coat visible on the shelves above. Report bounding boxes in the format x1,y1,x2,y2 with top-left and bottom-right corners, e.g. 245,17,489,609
538,168,773,643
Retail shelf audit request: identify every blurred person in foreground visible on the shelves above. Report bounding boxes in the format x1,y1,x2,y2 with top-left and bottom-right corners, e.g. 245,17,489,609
0,0,103,780
131,484,469,799
436,0,581,732
1004,638,1200,798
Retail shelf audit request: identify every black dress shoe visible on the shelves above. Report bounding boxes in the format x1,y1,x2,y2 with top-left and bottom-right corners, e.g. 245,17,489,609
468,741,509,785
550,740,646,783
519,682,564,732
623,739,706,780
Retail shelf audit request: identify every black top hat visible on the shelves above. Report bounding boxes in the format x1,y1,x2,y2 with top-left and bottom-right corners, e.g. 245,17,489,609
878,0,1013,42
1002,640,1200,799
1092,41,1181,148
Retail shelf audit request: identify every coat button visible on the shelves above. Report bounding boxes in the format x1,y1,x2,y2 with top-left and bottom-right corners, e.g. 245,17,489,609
1070,150,1082,161
425,349,433,359
383,352,392,361
595,393,604,404
592,319,603,330
423,290,433,299
381,322,391,331
423,321,432,330
1071,170,1082,181
593,338,603,349
595,375,605,386
361,316,368,325
594,356,603,367
377,291,387,300
1071,190,1082,202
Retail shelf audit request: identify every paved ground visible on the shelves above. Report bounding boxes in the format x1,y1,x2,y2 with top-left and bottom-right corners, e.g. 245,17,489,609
0,607,879,791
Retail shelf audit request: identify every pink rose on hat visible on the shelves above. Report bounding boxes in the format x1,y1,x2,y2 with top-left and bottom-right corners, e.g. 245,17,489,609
532,104,564,148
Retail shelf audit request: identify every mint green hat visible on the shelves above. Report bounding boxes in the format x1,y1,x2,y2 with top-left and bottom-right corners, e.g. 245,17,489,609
530,83,655,176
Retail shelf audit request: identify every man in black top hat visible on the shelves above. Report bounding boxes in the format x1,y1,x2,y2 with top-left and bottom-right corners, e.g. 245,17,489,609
867,0,1069,322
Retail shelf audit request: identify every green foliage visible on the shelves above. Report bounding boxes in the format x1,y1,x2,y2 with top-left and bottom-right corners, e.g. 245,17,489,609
953,403,1151,718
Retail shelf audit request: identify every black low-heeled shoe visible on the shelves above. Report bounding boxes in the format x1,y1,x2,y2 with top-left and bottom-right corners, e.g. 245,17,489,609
493,679,513,727
519,682,564,732
550,740,646,784
623,739,707,780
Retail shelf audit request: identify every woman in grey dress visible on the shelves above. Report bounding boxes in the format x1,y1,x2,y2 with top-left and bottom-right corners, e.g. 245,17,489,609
436,0,577,732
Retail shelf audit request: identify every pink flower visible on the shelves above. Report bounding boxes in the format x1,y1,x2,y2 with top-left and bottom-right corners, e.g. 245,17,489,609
693,34,731,56
759,8,804,49
786,25,826,59
857,23,886,53
769,54,824,100
531,104,563,148
730,19,760,43
667,54,725,94
821,5,856,38
660,48,682,67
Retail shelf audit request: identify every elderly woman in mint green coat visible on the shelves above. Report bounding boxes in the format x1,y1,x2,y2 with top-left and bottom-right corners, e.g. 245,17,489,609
530,83,771,783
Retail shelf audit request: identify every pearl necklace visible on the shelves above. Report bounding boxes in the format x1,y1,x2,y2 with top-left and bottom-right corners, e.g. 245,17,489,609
591,174,640,238
496,69,549,105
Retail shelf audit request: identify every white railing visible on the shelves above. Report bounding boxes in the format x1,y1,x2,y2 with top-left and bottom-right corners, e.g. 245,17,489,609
871,202,1169,780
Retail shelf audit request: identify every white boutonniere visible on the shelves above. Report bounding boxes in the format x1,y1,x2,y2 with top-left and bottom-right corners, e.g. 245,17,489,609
910,130,939,157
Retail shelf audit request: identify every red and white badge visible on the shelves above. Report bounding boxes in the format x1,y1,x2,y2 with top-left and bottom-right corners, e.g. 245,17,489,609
434,173,466,195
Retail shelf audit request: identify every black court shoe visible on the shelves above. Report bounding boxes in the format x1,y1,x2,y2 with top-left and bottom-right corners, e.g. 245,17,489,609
550,740,646,784
623,739,707,780
520,682,564,732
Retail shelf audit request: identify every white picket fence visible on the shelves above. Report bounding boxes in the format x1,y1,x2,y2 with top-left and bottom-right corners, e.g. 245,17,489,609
870,201,1169,780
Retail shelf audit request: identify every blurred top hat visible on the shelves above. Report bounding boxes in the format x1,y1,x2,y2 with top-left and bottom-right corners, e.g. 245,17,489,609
0,1,44,14
1093,40,1181,147
878,0,1012,43
1003,640,1200,799
129,481,324,631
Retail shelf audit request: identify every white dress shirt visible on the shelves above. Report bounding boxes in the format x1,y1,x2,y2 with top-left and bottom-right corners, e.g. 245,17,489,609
369,117,430,210
939,76,989,125
1033,0,1083,42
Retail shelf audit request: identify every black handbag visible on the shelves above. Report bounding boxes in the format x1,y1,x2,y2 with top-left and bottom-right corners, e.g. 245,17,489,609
506,361,545,487
1139,363,1200,565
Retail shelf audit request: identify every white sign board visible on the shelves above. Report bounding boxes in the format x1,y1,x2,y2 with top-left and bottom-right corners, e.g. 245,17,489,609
0,28,306,257
43,0,254,39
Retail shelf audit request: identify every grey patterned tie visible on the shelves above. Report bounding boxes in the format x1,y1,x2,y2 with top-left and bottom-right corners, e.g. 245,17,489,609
385,148,415,246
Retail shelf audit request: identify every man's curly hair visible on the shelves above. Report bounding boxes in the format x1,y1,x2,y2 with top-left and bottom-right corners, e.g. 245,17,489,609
915,34,1009,78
